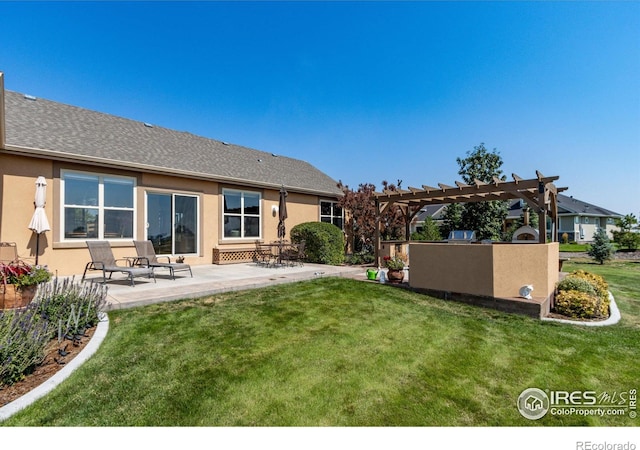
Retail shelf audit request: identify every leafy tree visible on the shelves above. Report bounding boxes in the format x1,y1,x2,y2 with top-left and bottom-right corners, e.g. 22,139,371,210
587,228,615,264
379,180,406,240
336,181,377,254
612,213,640,251
336,179,406,256
456,143,509,240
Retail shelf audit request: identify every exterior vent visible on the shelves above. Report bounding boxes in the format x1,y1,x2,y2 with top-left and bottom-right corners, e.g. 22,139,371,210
143,123,154,128
24,94,37,101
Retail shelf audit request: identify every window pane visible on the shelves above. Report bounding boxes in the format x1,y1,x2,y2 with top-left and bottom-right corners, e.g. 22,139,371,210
104,177,134,208
224,192,242,214
65,174,98,206
244,193,260,215
104,210,133,238
224,216,241,238
175,196,197,254
244,216,260,237
333,218,343,229
320,217,331,224
320,201,332,216
64,208,98,239
334,205,343,216
147,194,172,254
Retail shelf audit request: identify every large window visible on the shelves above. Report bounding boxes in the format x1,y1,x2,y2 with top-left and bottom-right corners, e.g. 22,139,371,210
62,171,135,240
147,193,199,255
320,200,343,229
223,189,261,239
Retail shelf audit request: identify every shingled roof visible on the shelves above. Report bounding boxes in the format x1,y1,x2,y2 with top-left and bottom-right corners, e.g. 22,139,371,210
2,90,342,196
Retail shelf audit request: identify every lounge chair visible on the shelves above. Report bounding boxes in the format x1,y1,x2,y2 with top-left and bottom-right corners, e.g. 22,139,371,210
133,240,192,280
82,241,155,287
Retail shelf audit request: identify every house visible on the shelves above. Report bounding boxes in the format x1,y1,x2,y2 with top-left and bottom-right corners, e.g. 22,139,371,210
0,72,343,275
410,194,621,243
508,194,622,243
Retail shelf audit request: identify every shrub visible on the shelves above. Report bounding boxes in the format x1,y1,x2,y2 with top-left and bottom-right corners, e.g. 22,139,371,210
561,233,569,244
571,270,609,300
344,252,375,265
290,222,344,265
613,231,640,251
556,276,597,297
555,290,600,319
0,278,107,387
554,270,610,319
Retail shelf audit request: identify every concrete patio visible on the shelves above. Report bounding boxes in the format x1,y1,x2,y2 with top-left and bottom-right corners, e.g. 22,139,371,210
80,262,366,310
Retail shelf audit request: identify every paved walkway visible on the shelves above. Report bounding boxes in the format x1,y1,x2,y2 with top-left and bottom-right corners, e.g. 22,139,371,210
83,262,367,310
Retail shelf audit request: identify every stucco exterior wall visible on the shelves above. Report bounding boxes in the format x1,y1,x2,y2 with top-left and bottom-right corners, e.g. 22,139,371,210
409,243,495,297
0,154,332,275
409,242,559,300
492,242,559,299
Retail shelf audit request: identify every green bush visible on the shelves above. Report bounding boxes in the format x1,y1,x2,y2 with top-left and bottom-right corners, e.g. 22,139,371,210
0,278,107,387
613,231,640,251
556,276,597,297
554,270,610,319
290,222,344,265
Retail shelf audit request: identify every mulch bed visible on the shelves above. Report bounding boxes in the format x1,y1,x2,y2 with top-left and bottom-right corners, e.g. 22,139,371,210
0,326,96,407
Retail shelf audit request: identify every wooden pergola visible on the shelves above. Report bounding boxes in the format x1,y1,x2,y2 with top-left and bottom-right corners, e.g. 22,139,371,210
373,171,567,263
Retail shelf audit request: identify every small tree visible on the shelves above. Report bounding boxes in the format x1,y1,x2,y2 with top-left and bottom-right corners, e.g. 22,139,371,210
587,228,615,264
612,213,640,251
440,203,463,239
411,216,442,241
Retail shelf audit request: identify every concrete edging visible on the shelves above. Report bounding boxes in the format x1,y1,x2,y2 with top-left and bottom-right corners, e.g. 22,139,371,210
541,292,621,326
0,312,110,422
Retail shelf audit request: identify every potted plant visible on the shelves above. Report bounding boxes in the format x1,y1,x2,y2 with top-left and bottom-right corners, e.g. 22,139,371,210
1,260,52,309
383,254,406,284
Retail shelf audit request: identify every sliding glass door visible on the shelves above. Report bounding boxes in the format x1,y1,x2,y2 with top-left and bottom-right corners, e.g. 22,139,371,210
146,193,198,255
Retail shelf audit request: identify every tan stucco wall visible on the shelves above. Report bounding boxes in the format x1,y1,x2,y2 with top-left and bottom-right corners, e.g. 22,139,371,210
409,242,559,300
409,243,495,297
492,242,559,299
0,154,332,275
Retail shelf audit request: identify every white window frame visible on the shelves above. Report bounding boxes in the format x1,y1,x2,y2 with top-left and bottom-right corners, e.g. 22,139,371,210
320,200,344,229
222,188,262,240
61,170,136,241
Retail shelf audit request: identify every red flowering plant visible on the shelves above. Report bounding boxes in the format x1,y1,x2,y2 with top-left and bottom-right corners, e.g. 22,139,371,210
0,260,52,290
383,254,406,270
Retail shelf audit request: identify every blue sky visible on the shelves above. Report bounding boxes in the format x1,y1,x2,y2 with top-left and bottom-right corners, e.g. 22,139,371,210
1,1,638,216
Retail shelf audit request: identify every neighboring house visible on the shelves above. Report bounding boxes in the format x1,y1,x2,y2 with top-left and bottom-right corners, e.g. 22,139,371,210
508,194,622,243
0,73,343,275
411,195,621,243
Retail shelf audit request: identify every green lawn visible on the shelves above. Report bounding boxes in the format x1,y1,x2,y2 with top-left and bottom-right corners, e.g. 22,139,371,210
2,261,638,426
559,243,590,252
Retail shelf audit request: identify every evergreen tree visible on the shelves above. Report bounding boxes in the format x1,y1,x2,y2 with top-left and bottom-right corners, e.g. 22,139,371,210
587,228,615,264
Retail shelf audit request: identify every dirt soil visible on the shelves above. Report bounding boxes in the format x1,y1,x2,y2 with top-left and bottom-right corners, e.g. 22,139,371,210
0,326,96,407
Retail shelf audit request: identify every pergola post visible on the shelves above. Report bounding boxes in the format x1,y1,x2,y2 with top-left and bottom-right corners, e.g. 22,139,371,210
374,197,381,268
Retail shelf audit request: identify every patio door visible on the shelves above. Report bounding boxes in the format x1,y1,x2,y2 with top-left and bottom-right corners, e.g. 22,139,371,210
146,193,198,255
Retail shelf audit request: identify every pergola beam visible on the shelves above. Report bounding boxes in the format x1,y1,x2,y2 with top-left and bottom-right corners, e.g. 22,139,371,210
373,173,564,264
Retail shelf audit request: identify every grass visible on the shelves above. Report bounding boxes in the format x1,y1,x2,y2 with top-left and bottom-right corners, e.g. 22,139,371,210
559,243,591,252
2,261,638,426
